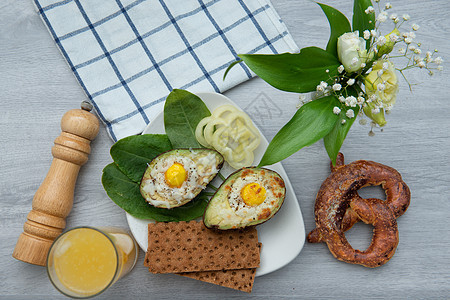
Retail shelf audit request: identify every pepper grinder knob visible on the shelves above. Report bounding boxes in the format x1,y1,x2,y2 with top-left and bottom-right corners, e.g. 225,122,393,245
12,102,99,266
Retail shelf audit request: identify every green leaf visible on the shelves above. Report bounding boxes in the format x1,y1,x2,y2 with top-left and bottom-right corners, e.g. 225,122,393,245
239,47,340,93
110,134,172,183
102,89,214,222
223,59,243,80
102,163,208,221
164,89,211,148
323,91,360,165
317,2,351,58
352,0,375,48
258,96,340,167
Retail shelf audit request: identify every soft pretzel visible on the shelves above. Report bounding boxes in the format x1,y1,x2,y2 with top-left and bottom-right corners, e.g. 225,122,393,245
307,153,410,268
332,153,411,232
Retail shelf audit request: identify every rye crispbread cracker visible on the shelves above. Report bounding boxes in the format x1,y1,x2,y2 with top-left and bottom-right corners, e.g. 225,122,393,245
179,268,256,293
178,243,261,293
144,220,260,274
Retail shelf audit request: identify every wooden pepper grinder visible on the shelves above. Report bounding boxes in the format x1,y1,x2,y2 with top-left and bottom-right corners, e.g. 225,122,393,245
13,101,100,266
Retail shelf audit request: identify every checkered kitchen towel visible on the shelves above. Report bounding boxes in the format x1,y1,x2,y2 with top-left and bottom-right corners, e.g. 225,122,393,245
34,0,299,141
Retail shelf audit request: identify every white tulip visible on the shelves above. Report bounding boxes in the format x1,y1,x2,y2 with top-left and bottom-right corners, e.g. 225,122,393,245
337,32,368,73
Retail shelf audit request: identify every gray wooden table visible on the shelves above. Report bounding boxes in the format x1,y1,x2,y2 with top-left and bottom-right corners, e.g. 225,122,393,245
1,0,449,299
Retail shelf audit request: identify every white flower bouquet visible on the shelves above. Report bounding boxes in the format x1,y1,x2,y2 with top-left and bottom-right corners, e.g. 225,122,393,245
226,0,443,166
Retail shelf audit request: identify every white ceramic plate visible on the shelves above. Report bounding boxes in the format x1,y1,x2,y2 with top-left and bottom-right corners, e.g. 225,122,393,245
126,92,305,276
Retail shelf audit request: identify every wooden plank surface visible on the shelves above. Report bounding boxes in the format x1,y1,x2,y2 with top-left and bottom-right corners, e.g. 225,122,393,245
1,0,449,298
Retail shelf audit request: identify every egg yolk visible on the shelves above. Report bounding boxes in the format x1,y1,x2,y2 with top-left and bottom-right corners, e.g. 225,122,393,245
165,163,186,188
241,183,266,206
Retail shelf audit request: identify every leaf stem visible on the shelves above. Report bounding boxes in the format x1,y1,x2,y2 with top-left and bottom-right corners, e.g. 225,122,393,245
397,69,413,92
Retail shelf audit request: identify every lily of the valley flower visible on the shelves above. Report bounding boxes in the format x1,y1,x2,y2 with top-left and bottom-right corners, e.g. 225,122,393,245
364,59,399,126
337,32,369,73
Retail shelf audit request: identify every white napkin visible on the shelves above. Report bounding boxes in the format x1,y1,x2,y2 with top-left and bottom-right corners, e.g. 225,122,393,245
34,0,299,141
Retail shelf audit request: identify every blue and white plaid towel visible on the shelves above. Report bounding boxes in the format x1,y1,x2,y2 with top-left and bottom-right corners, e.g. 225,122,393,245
34,0,299,141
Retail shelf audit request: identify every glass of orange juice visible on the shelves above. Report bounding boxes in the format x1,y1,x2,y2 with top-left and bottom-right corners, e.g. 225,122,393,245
46,226,138,298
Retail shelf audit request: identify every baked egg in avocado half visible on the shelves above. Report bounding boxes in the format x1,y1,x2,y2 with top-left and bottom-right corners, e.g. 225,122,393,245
140,149,224,209
203,167,285,230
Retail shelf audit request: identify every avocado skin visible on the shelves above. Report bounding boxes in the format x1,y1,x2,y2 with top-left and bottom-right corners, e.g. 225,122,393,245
140,148,224,209
203,167,285,230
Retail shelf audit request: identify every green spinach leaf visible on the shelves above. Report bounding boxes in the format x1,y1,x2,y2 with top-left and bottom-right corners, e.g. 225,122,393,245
258,96,340,167
103,94,213,222
239,47,340,93
164,89,211,148
110,134,172,183
318,2,351,58
102,163,208,221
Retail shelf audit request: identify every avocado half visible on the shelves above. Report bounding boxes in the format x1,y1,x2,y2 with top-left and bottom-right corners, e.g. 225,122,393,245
203,167,286,230
140,148,224,209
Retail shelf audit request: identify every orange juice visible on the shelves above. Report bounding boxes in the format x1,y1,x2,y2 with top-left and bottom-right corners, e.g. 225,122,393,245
47,227,138,298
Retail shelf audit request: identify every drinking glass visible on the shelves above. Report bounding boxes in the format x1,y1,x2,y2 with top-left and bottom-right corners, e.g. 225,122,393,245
46,226,138,298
